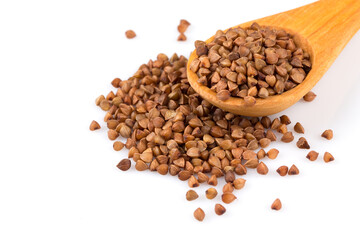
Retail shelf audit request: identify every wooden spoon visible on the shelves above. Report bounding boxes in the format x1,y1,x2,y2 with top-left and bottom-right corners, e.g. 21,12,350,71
187,0,360,117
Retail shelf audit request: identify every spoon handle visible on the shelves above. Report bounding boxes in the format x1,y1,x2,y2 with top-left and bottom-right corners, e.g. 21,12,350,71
287,0,360,56
254,0,360,51
251,0,360,88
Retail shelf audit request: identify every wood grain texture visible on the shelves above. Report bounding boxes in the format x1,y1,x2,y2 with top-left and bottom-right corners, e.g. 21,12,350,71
187,0,360,116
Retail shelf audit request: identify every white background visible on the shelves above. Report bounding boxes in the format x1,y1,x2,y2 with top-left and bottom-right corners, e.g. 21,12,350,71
1,0,360,239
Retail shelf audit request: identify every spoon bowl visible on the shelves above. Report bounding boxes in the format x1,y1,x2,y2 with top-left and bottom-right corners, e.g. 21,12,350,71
187,0,360,116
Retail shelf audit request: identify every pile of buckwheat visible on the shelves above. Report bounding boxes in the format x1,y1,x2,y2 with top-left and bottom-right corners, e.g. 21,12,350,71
190,22,312,104
91,23,334,222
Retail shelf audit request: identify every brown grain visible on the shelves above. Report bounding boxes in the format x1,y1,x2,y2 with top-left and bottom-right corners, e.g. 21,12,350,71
271,198,282,210
267,148,279,159
222,192,237,204
188,175,200,188
303,91,317,102
294,122,305,134
215,204,226,215
125,30,136,39
321,129,333,140
194,208,205,221
208,175,218,186
288,164,299,175
296,137,310,149
257,162,269,175
205,188,218,199
324,152,334,163
113,141,124,151
233,178,246,190
90,120,101,131
186,190,199,201
276,166,288,176
306,151,319,161
117,159,131,171
281,132,294,143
